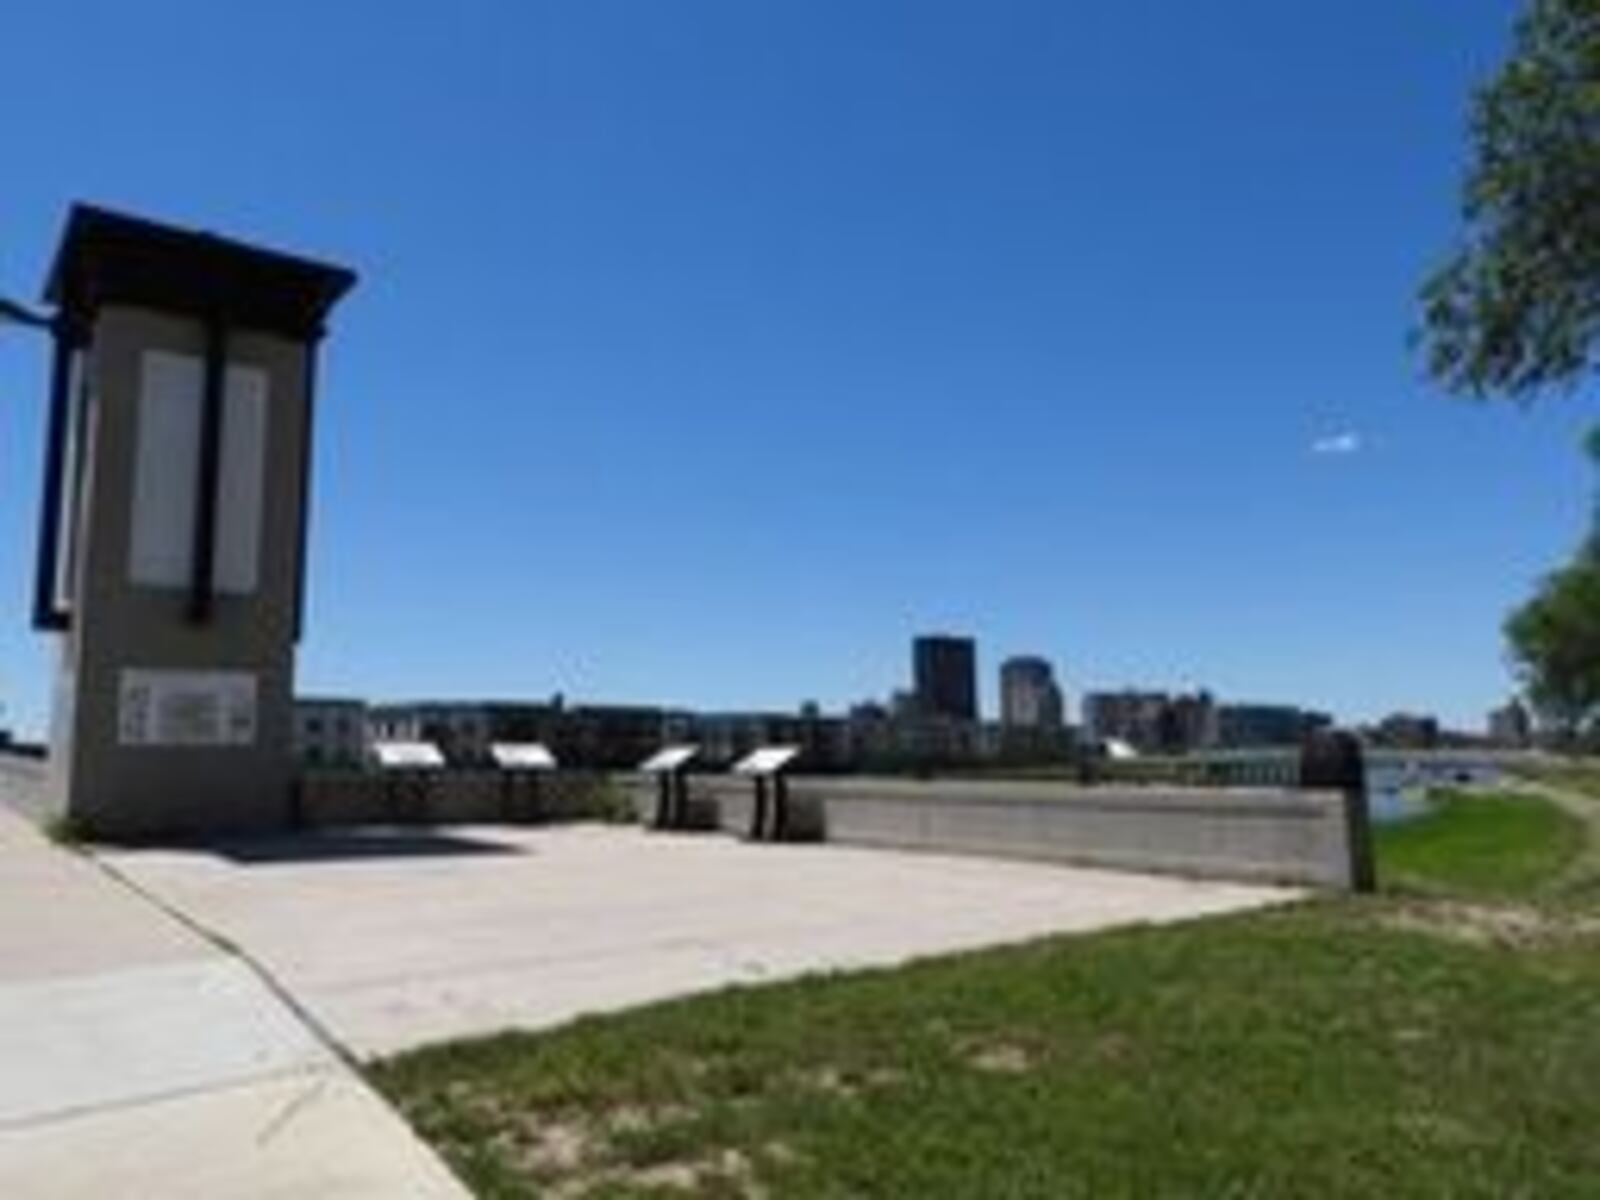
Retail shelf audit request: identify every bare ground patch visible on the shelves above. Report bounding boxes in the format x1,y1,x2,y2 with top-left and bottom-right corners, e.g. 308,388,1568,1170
1377,899,1600,949
965,1041,1035,1075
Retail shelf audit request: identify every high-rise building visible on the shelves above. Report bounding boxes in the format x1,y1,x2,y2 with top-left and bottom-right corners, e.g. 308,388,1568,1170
999,657,1064,729
1169,691,1219,751
1083,689,1223,753
1372,712,1441,750
1082,690,1170,751
1488,698,1532,748
912,635,978,721
1216,703,1330,749
293,698,369,769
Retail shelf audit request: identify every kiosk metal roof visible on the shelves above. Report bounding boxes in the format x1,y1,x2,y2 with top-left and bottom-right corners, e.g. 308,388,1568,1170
45,204,356,336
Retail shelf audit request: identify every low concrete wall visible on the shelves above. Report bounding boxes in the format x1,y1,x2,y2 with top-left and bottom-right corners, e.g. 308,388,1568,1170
296,769,626,827
624,773,1359,889
0,752,49,822
298,765,1357,889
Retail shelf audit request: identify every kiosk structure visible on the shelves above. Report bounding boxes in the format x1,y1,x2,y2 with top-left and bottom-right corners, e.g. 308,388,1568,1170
732,745,801,842
639,744,699,830
30,205,355,839
489,741,559,822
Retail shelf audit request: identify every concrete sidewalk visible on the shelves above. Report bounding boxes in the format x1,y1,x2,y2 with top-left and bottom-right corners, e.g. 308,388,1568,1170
105,823,1298,1059
0,805,466,1199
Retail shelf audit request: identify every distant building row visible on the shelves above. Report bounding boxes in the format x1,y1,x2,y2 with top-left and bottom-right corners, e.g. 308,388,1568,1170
1079,689,1334,754
303,631,1519,773
295,695,1076,774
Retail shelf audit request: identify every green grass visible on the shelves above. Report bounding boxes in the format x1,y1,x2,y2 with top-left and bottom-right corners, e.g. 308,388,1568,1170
1375,789,1586,901
42,811,84,848
1535,764,1600,795
373,787,1600,1198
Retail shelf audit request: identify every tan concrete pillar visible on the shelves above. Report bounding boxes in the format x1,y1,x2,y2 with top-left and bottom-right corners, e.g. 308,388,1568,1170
32,206,355,839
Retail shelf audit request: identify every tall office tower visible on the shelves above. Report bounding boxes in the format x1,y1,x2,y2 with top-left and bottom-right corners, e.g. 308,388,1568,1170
1000,656,1064,729
913,635,978,721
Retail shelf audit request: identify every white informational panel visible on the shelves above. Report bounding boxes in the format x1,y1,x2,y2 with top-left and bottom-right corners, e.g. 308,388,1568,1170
51,349,87,616
118,669,257,747
732,745,802,776
639,744,698,773
128,352,200,589
489,742,558,770
214,365,268,595
128,351,268,595
372,740,446,770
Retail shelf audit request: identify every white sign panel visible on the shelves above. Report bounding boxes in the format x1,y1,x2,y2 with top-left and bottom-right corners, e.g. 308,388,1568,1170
489,742,557,770
639,744,698,773
128,351,268,595
373,741,446,770
732,745,802,776
214,364,268,595
118,669,257,748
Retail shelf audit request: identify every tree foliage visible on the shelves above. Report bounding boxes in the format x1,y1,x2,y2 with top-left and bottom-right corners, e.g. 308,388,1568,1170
1506,435,1600,738
1505,552,1600,737
1420,0,1600,398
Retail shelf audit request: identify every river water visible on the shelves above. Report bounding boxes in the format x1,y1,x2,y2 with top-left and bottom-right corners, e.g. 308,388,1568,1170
1365,758,1503,825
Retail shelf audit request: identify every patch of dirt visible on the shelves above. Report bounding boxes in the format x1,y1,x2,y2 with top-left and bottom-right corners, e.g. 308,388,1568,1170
1379,900,1600,948
789,1064,904,1099
759,1139,802,1167
1090,1032,1136,1066
506,1117,594,1175
629,1148,760,1194
604,1102,696,1135
476,1098,790,1198
1395,1111,1491,1151
542,1146,765,1199
966,1042,1035,1075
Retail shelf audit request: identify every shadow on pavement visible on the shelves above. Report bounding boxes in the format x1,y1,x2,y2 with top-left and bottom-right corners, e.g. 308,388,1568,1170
199,828,523,865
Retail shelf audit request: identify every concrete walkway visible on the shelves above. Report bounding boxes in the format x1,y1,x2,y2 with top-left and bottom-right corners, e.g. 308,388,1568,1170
0,806,466,1199
104,823,1298,1059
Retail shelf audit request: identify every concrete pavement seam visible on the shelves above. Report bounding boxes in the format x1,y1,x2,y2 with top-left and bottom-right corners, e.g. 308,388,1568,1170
0,1062,333,1136
85,852,366,1074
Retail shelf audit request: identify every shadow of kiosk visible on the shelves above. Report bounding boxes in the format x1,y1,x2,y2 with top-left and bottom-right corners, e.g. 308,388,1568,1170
372,740,446,823
733,745,802,842
28,205,355,840
489,741,557,823
638,744,699,831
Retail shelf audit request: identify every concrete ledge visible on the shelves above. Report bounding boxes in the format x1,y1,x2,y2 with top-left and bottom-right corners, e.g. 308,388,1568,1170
625,774,1358,889
296,770,623,828
0,755,49,823
299,767,1358,889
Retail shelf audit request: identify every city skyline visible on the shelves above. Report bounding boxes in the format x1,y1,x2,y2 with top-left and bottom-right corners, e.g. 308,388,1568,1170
304,627,1473,745
0,2,1576,737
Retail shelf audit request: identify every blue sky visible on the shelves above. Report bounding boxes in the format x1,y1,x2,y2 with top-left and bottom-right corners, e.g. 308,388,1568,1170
0,1,1591,734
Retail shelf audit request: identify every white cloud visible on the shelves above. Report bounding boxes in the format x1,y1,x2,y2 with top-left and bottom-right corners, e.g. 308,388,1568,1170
1310,431,1362,456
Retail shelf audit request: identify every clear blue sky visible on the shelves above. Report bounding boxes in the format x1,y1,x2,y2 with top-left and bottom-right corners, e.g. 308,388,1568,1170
0,1,1591,734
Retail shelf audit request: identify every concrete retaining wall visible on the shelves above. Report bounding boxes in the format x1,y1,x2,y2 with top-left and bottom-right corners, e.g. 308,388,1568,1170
0,752,49,822
296,766,1357,889
624,773,1358,889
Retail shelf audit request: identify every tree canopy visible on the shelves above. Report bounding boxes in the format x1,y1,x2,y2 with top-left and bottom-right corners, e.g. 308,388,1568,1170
1506,435,1600,738
1420,0,1600,399
1505,551,1600,738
